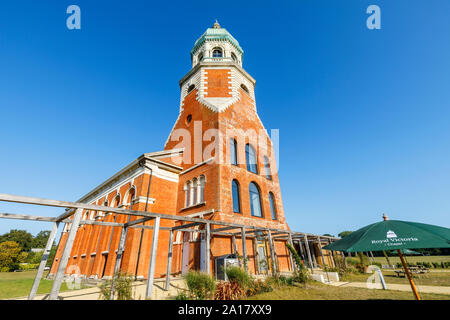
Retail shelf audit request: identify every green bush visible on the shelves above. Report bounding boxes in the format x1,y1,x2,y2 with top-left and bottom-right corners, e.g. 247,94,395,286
285,243,309,283
99,272,134,300
246,279,273,296
175,291,189,300
346,257,360,266
265,274,292,288
185,271,216,300
225,266,252,289
18,263,39,271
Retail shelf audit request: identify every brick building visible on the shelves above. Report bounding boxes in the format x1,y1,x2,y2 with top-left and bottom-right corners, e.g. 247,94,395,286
50,22,333,281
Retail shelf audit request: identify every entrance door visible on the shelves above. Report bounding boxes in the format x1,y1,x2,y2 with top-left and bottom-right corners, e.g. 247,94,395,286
182,232,190,275
101,254,108,278
200,233,205,272
257,243,268,274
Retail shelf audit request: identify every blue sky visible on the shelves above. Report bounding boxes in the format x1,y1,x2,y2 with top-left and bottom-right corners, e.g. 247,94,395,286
0,1,449,237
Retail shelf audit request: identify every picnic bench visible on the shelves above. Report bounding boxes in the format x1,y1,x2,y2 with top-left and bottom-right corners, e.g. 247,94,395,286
394,266,430,277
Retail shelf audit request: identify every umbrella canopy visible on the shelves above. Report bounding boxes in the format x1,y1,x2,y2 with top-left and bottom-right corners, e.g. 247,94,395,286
392,249,422,256
323,219,450,252
323,215,450,301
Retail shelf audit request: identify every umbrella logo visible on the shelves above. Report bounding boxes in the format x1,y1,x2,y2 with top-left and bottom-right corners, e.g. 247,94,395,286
386,230,397,239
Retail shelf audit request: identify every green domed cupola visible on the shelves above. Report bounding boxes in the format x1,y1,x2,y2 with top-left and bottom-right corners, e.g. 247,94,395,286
190,20,244,68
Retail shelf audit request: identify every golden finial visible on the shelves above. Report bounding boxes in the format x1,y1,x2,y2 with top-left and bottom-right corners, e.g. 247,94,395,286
213,19,221,29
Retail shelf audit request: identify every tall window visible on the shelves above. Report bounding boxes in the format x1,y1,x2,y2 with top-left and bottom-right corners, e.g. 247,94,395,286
246,144,258,174
232,180,241,213
264,156,272,180
230,138,238,165
212,48,223,57
191,178,197,206
249,182,263,217
231,52,237,62
269,192,277,220
198,175,205,203
185,181,191,207
184,176,206,207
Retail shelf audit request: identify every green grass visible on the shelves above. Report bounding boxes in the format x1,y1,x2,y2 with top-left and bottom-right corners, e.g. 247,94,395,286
342,270,450,287
247,282,450,300
0,270,74,300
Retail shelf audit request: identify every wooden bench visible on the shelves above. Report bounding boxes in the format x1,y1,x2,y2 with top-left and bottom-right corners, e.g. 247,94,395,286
394,267,429,277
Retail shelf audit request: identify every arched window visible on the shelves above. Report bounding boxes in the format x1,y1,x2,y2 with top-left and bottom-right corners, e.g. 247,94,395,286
264,156,272,180
231,52,237,62
125,187,136,210
186,114,192,126
249,182,263,217
240,84,249,94
113,195,121,208
185,181,191,207
269,192,277,220
232,180,241,213
245,144,258,174
192,178,198,205
187,84,195,93
198,175,205,203
198,53,203,63
230,138,238,165
212,48,223,58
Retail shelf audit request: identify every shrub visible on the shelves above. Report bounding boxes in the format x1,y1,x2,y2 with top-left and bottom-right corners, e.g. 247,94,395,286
357,252,369,266
285,244,309,283
214,281,246,300
346,257,360,266
175,291,189,300
246,279,273,296
99,272,134,300
0,241,22,271
265,274,293,288
225,266,252,289
185,271,216,300
18,263,39,271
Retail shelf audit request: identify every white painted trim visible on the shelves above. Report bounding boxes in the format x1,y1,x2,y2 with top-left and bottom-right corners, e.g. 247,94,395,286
180,158,214,175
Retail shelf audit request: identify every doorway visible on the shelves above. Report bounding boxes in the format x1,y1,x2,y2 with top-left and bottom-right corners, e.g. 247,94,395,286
182,232,190,275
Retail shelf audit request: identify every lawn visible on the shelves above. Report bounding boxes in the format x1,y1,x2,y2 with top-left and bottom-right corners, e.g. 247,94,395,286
0,270,74,300
247,282,450,300
342,270,450,287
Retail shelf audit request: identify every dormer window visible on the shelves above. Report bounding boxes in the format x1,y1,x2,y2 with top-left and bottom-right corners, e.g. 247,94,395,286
212,48,223,58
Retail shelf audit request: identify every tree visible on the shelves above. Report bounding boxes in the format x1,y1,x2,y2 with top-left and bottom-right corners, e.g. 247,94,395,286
338,231,353,238
32,230,51,248
0,229,33,252
0,241,22,271
323,233,334,237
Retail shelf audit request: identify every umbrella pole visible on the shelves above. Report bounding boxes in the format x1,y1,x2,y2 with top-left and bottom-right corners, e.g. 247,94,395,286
397,249,421,300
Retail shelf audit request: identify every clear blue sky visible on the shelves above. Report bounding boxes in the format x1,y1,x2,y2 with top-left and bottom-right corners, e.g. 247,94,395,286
0,1,449,237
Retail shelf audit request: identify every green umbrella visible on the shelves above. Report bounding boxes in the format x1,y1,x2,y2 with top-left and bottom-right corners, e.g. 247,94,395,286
392,249,422,256
323,214,450,300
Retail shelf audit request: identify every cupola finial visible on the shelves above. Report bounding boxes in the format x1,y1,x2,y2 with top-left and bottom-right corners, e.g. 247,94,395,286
213,19,221,29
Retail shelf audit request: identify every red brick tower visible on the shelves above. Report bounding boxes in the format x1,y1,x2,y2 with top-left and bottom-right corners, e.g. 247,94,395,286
164,21,290,273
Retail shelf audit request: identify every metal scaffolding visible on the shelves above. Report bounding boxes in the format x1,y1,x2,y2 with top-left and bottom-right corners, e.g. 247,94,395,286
0,193,339,300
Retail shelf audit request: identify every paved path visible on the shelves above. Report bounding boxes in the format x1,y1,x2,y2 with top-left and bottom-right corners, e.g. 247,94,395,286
329,281,450,295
